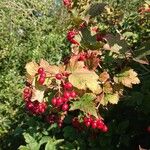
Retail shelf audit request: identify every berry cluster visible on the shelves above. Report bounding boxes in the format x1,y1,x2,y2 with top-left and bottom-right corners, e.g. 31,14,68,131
67,30,79,45
38,67,46,85
26,100,47,115
71,116,108,133
83,116,108,132
46,114,64,128
51,81,77,112
23,87,47,115
23,87,32,101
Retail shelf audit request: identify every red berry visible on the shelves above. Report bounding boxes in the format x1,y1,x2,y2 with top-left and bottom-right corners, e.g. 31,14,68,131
101,125,108,132
63,91,70,99
40,72,46,78
56,97,63,106
70,91,76,98
23,88,30,93
85,121,91,127
46,114,56,124
38,67,44,74
62,97,69,103
62,103,69,111
55,73,63,80
64,82,73,90
78,53,87,61
91,121,97,129
51,98,57,106
38,102,47,113
97,119,104,126
26,101,34,110
63,0,71,7
38,77,45,85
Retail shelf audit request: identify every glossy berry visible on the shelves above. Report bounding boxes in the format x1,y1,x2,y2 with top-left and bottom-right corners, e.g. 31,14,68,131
91,121,97,129
97,119,104,126
51,98,57,106
40,72,46,78
62,103,69,111
101,125,108,132
56,97,63,106
62,97,69,103
67,30,79,45
23,88,30,94
38,77,45,85
85,121,91,127
70,91,76,98
64,82,73,90
63,91,70,99
38,67,44,74
55,73,63,80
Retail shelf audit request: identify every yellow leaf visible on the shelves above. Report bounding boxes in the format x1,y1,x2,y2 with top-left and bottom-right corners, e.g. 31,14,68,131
114,68,140,88
99,71,110,83
25,61,39,77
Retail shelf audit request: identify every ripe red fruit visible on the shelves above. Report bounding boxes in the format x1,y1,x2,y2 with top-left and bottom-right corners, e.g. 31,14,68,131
64,82,73,90
78,53,87,61
38,102,47,113
67,30,79,45
97,119,104,126
85,121,91,127
70,91,76,98
55,73,63,80
38,67,44,74
62,103,69,111
23,88,30,94
51,98,57,106
40,72,46,78
56,97,63,106
38,77,45,85
26,101,34,110
91,121,97,129
101,125,108,132
63,0,71,8
62,97,69,103
63,91,70,99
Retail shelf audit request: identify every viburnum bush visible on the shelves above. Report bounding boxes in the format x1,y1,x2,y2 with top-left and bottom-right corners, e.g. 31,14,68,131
22,0,141,131
21,0,150,149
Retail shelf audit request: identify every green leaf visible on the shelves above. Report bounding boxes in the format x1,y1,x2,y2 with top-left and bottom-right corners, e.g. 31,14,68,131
18,146,30,150
39,136,52,146
101,93,119,105
105,34,129,55
70,93,98,117
63,126,77,140
45,139,64,150
133,40,150,65
87,3,107,17
81,27,103,50
23,133,36,144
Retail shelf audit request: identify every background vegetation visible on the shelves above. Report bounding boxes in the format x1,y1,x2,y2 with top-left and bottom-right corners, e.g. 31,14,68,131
0,0,150,149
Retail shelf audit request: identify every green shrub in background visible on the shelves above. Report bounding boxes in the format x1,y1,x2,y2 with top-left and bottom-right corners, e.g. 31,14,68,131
0,0,70,149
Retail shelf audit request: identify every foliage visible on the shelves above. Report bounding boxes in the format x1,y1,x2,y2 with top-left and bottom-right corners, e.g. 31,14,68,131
0,0,69,149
